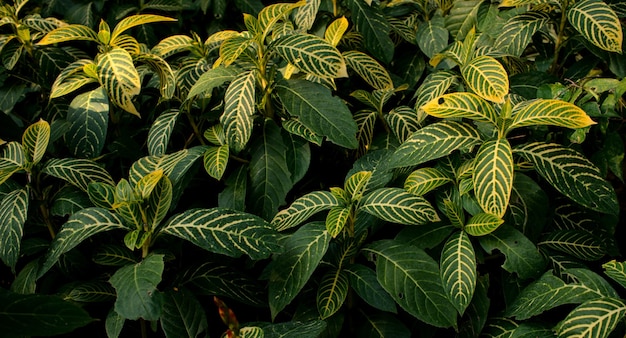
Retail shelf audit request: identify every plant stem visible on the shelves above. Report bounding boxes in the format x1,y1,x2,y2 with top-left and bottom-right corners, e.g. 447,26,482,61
550,0,569,75
140,318,148,338
184,109,206,146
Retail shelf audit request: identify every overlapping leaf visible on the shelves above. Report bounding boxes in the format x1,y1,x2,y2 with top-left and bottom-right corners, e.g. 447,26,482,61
404,168,452,197
272,191,339,231
445,0,482,40
97,47,141,116
539,229,605,261
465,212,504,236
567,0,623,53
203,145,229,180
555,297,626,338
325,206,350,238
0,189,28,272
423,92,498,126
495,12,550,57
22,119,50,165
147,110,180,156
473,139,514,218
151,34,193,58
273,33,346,78
37,24,99,45
293,0,319,31
0,142,25,185
346,264,396,313
221,70,256,153
479,225,545,279
220,34,253,66
110,14,176,43
386,106,421,143
345,0,394,63
416,16,448,58
316,269,349,319
414,70,458,111
343,50,392,90
161,288,208,338
462,56,508,103
508,99,596,131
92,244,137,266
50,59,97,99
603,260,626,289
65,87,109,158
258,2,303,39
281,119,323,146
440,231,476,315
361,188,439,225
187,66,237,99
62,281,116,302
43,158,115,191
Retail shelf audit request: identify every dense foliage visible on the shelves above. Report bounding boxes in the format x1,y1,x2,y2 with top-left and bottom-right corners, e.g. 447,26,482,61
0,0,625,337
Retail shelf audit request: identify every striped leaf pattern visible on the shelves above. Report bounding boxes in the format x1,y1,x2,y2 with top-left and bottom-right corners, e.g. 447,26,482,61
258,2,302,39
203,124,225,146
219,34,253,66
0,142,25,185
465,212,504,237
39,208,126,277
325,206,350,238
37,24,99,45
22,119,50,165
508,99,596,131
221,71,256,153
161,208,281,260
187,66,237,99
603,260,626,289
317,269,349,319
240,327,264,338
514,142,618,214
294,0,319,31
444,199,465,229
87,182,115,209
161,288,208,338
92,244,137,266
273,33,347,78
343,50,393,90
386,106,421,143
97,47,141,116
440,231,476,315
146,176,172,231
272,191,338,231
567,0,623,53
0,189,28,272
462,56,509,103
354,110,376,155
346,264,396,313
62,281,116,302
499,0,552,6
325,16,349,47
50,60,97,99
110,14,176,43
344,171,372,201
495,12,550,57
539,229,605,261
203,145,229,180
404,168,452,196
361,188,440,225
43,158,115,192
423,92,499,125
66,87,109,158
111,35,139,55
128,149,189,186
555,297,626,338
414,70,458,111
151,34,193,58
134,169,163,199
281,119,323,146
135,53,175,99
147,110,180,156
473,139,514,218
416,16,448,58
388,121,481,169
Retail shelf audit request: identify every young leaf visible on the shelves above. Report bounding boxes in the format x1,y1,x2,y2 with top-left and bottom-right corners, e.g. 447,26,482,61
555,297,626,338
363,240,457,328
360,188,440,225
160,208,281,260
37,24,99,45
268,223,331,320
221,70,256,153
0,188,28,272
464,212,504,236
567,0,623,53
161,288,208,338
324,16,349,47
109,254,165,321
147,110,180,156
325,206,350,238
316,269,349,319
43,158,115,192
440,231,476,315
473,139,514,218
272,191,339,231
461,55,509,103
258,1,304,40
273,33,347,78
346,264,396,313
344,171,372,201
494,12,550,57
135,53,176,98
539,229,605,261
404,168,452,197
97,47,141,117
508,99,596,131
203,145,229,180
186,66,237,99
151,34,194,58
423,92,499,125
22,119,50,165
110,14,176,43
66,87,109,158
343,50,393,90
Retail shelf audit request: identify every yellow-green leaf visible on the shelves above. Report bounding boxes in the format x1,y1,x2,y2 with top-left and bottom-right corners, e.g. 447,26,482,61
50,59,98,99
404,168,452,196
97,47,141,117
325,206,350,238
111,34,140,55
325,16,349,47
37,24,99,45
273,33,347,78
258,1,304,41
499,0,552,6
461,55,508,103
464,212,504,236
110,14,176,44
344,171,372,201
0,142,25,185
343,50,393,90
134,169,164,200
203,145,229,180
423,92,499,125
152,34,194,58
22,119,50,165
567,0,622,53
473,139,514,218
219,34,254,66
508,99,596,131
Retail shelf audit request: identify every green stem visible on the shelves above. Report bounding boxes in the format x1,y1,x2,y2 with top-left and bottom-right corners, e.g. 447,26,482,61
140,318,148,338
550,0,570,75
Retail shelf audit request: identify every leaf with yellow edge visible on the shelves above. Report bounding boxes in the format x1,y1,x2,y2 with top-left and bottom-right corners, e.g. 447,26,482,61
110,14,176,44
325,206,350,238
258,1,305,41
499,0,552,7
465,212,504,236
37,24,98,45
134,169,164,200
461,55,508,103
345,171,372,201
22,119,50,165
473,139,514,218
508,99,596,131
97,47,141,117
423,92,498,125
111,34,140,55
325,17,349,47
567,0,623,53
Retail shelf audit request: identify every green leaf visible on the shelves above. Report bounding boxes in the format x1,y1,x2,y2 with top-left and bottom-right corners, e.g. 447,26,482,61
494,12,550,57
203,145,229,180
218,165,248,211
105,309,125,338
462,56,509,103
204,124,225,146
386,106,421,143
440,231,476,315
38,24,99,45
473,139,514,218
50,60,98,99
87,182,115,209
416,16,448,58
97,47,141,116
161,208,281,260
356,311,411,338
43,158,115,192
363,240,457,328
325,206,350,238
404,168,452,197
414,70,458,112
161,288,208,338
508,173,549,241
478,225,545,279
0,142,25,185
395,222,456,250
509,98,596,132
50,186,92,217
22,119,50,165
387,121,481,169
465,212,504,236
152,34,193,58
221,70,256,153
361,188,440,225
343,50,392,89
445,0,482,41
345,171,372,201
110,14,176,43
146,175,172,231
345,0,394,63
0,188,28,272
273,33,347,78
514,142,618,215
272,191,339,231
539,229,605,261
62,281,116,302
258,2,302,40
423,92,499,126
294,0,320,31
256,320,327,338
187,66,237,99
346,264,396,313
567,0,623,53
39,208,127,277
147,110,180,156
240,326,264,338
220,34,254,66
555,297,626,338
92,244,137,266
603,260,626,289
0,289,92,336
268,223,331,320
11,260,39,295
276,79,358,149
65,87,109,158
316,269,349,319
109,254,164,321
281,119,323,146
135,53,176,99
283,130,310,185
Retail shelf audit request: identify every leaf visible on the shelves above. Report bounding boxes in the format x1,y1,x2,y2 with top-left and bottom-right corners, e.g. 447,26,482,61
555,297,626,338
147,110,180,156
22,119,50,165
0,189,28,272
218,165,248,211
110,14,176,43
465,212,504,236
50,59,98,99
66,87,109,158
256,320,327,338
272,191,339,231
514,142,618,215
87,182,115,209
146,176,172,231
0,142,25,185
293,0,320,31
414,70,458,111
325,206,350,238
161,288,208,338
39,208,127,277
423,92,499,125
221,70,256,153
603,260,626,289
97,47,141,116
268,223,331,320
276,79,358,149
386,106,421,143
50,186,92,217
395,222,456,250
387,121,481,169
462,56,509,103
508,173,549,241
187,66,237,99
220,34,254,66
62,281,116,302
105,309,125,338
0,289,92,336
404,168,452,197
346,264,396,313
273,33,346,78
343,50,392,90
161,208,281,260
473,139,514,218
109,254,164,321
37,24,99,45
240,326,264,338
258,2,303,39
539,229,605,261
203,145,229,180
363,240,457,328
508,99,596,131
478,225,545,279
281,119,323,146
445,0,483,40
152,34,193,58
440,231,476,315
135,53,176,98
325,16,349,47
356,311,411,338
92,244,137,266
283,130,310,185
11,260,38,295
316,269,349,319
416,16,449,58
345,0,394,63
361,188,440,225
494,12,550,57
567,0,623,53
43,158,115,192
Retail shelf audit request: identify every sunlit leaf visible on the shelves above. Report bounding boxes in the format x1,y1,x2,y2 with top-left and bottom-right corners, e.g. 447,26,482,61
567,0,623,53
361,188,440,225
273,33,347,78
325,206,350,238
508,99,596,131
473,139,514,218
22,119,50,165
404,167,452,196
0,142,25,185
325,16,349,47
97,47,141,116
38,24,99,45
423,92,499,125
110,14,176,43
258,1,303,40
151,34,193,58
603,260,626,290
50,59,98,99
440,231,476,315
462,55,509,103
293,0,320,31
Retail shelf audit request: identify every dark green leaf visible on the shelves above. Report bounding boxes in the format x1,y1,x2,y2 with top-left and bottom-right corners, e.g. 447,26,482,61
0,188,28,272
161,288,208,338
416,16,448,58
345,0,394,63
50,185,92,217
356,311,411,338
65,87,109,158
218,165,248,211
43,158,115,192
92,244,137,266
147,110,180,157
346,264,396,313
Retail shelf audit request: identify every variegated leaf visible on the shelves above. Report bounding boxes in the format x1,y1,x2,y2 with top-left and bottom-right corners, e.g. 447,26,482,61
539,229,605,261
221,70,256,153
110,14,176,43
325,206,350,238
240,326,264,338
0,142,25,185
147,110,180,156
354,110,376,155
111,35,140,55
387,121,481,169
555,298,626,338
514,142,618,215
43,158,115,192
567,0,623,53
361,188,440,225
443,199,465,229
134,169,164,200
161,288,208,338
273,33,347,78
134,53,175,99
97,47,141,116
344,171,372,201
151,34,193,58
445,0,482,41
161,208,281,260
440,231,476,315
508,99,596,131
346,264,396,313
404,167,452,196
203,145,229,180
50,60,98,99
473,139,514,218
203,124,225,146
316,269,349,319
22,15,66,34
386,106,421,143
281,119,323,146
272,191,339,231
92,244,137,266
462,55,508,103
258,1,304,39
424,92,499,125
499,0,552,6
294,0,320,31
464,212,504,236
187,66,237,99
414,70,458,111
37,24,99,45
343,50,393,90
22,119,50,165
325,16,349,47
416,16,448,58
0,189,28,272
65,87,109,158
205,30,239,51
146,175,172,231
495,12,550,57
62,281,116,302
345,0,394,63
220,34,254,66
603,260,626,289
